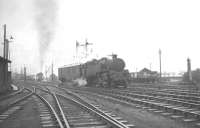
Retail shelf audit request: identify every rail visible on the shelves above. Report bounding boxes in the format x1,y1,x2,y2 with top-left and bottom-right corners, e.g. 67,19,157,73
34,91,64,128
53,93,71,128
57,92,131,128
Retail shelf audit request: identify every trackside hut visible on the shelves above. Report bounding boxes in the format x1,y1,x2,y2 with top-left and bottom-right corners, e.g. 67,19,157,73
0,56,11,93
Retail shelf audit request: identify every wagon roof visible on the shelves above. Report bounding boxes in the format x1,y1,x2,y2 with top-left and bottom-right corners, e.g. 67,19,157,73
59,63,82,68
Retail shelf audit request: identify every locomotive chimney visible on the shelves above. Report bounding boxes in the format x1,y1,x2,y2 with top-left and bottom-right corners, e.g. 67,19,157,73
112,54,117,59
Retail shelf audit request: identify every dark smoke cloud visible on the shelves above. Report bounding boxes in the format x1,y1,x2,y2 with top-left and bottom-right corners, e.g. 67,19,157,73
34,0,58,70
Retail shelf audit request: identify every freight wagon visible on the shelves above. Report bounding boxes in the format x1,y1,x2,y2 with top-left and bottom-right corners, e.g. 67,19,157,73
58,64,82,82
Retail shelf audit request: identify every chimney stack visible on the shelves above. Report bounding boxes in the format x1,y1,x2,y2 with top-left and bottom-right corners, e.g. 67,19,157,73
187,58,192,82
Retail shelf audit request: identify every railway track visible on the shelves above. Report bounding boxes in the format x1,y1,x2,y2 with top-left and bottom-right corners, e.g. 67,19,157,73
129,83,198,91
128,86,200,98
21,81,136,128
109,89,200,109
0,86,64,128
34,82,200,107
129,87,200,98
35,86,135,128
34,88,65,128
15,80,200,127
118,87,200,107
62,86,200,127
59,86,200,106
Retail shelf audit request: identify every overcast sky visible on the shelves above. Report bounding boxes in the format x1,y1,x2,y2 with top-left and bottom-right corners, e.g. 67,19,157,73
0,0,200,75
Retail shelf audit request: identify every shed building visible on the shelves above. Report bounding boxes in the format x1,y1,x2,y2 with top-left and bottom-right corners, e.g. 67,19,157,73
0,56,11,93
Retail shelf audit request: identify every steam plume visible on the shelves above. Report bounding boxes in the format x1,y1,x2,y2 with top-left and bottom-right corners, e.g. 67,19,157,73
34,0,58,70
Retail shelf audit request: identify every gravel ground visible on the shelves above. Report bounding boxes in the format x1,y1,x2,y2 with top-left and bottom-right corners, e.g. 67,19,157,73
0,96,41,128
78,92,198,128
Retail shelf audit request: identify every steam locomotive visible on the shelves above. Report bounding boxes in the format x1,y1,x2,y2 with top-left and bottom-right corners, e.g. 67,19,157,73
83,54,129,88
58,54,130,88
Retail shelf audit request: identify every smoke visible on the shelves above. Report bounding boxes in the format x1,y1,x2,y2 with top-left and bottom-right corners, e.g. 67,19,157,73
34,0,58,70
73,78,87,86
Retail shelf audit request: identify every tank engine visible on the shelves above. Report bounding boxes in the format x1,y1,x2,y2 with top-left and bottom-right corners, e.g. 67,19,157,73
83,54,129,88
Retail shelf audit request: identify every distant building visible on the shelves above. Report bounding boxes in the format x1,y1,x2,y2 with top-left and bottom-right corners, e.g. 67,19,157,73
130,72,137,78
131,68,159,83
137,68,159,78
36,72,44,81
0,56,11,93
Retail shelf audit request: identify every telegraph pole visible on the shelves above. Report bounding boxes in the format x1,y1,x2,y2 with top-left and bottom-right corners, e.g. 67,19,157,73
76,40,79,63
187,58,192,82
24,66,26,81
76,39,93,62
52,63,53,81
159,49,162,80
3,24,6,59
149,63,152,71
3,24,8,86
85,39,93,58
